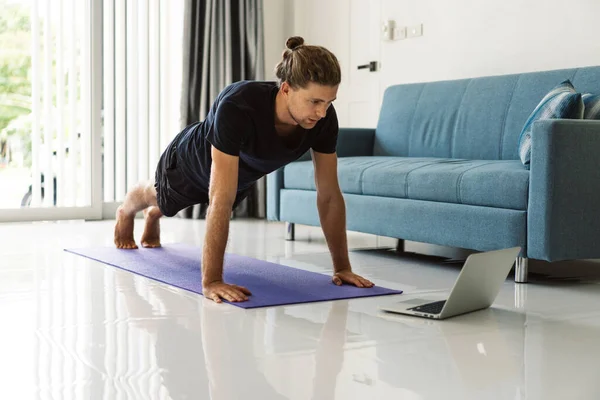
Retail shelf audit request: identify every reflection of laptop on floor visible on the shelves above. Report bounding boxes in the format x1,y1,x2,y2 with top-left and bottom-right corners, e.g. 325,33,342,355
380,247,521,320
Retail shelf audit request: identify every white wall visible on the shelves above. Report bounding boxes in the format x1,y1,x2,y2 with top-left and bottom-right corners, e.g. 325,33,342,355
262,0,295,80
265,0,600,125
379,0,600,87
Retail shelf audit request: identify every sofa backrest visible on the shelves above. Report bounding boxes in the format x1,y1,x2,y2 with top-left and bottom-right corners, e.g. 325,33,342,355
374,66,600,160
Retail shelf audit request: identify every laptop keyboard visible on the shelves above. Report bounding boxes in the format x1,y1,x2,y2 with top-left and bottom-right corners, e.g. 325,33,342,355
409,300,446,314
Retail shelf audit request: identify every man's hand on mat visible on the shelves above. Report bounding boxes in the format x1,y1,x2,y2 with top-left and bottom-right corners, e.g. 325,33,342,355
332,270,374,288
203,281,252,303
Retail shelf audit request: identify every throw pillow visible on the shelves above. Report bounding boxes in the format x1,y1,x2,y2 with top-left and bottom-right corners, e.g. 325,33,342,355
583,93,600,119
518,80,584,168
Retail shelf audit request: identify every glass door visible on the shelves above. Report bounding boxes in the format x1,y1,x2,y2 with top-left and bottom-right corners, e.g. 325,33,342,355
0,0,102,222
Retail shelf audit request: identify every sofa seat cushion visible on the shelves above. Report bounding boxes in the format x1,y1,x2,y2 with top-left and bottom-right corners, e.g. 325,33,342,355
284,157,392,195
283,156,530,210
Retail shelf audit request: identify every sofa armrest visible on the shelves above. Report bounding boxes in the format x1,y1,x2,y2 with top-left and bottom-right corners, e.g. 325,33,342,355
528,119,600,261
267,127,375,220
267,168,284,221
336,128,375,157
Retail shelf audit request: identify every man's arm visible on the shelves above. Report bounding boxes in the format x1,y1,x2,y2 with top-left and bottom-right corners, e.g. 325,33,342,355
202,146,251,303
312,150,373,288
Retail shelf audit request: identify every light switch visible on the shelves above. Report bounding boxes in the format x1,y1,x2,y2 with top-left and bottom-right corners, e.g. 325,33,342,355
407,24,423,38
382,20,407,41
382,20,395,41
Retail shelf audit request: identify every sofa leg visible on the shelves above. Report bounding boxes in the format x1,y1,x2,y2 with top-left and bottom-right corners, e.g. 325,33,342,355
515,257,528,284
396,239,405,252
285,222,295,241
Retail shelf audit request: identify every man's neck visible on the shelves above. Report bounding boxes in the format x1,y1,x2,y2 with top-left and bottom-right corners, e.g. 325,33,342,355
274,90,296,127
274,91,299,136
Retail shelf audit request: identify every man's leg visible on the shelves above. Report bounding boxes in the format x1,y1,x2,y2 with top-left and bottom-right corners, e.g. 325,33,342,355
140,206,163,248
114,181,160,249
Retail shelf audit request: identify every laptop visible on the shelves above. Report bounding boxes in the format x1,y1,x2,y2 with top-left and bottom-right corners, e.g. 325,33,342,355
380,247,522,320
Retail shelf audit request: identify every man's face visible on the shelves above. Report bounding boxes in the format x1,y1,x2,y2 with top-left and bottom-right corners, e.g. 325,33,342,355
283,82,338,129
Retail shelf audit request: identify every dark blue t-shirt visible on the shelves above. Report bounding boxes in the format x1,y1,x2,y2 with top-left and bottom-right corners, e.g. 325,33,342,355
173,80,338,193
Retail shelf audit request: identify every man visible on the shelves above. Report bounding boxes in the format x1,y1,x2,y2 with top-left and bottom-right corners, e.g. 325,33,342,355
114,36,374,303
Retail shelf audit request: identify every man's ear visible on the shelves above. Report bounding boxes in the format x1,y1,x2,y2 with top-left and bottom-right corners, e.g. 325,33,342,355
281,81,291,96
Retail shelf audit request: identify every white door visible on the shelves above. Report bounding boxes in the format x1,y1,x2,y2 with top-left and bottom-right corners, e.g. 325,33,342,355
344,0,382,128
0,0,103,222
292,0,381,128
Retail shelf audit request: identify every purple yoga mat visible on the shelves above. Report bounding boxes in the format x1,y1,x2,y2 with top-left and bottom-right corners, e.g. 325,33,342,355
64,243,403,308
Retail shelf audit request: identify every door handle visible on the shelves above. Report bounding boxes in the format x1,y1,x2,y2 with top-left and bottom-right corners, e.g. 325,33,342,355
357,61,378,72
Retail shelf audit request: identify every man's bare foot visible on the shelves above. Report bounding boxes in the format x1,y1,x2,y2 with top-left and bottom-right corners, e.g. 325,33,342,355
114,206,138,249
141,206,162,248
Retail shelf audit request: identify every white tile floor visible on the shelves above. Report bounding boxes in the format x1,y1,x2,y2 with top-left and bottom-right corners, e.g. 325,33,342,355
1,218,600,400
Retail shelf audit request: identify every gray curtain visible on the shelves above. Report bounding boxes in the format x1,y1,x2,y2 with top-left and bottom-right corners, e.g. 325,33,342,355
180,0,265,219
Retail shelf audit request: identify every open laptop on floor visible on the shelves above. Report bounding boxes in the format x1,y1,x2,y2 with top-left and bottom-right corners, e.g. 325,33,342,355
380,247,521,320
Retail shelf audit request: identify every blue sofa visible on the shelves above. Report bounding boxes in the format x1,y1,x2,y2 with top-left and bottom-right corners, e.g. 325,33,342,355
267,66,600,283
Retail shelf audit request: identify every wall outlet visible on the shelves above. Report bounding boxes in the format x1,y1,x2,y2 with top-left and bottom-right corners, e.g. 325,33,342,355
394,26,407,40
407,24,423,38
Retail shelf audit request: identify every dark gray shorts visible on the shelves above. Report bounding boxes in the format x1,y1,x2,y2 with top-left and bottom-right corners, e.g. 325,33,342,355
154,144,252,217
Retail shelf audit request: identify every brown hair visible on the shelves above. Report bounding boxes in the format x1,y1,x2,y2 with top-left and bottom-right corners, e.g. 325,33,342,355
274,36,341,89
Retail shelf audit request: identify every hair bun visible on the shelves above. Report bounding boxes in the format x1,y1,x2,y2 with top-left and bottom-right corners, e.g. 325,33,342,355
286,36,305,50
